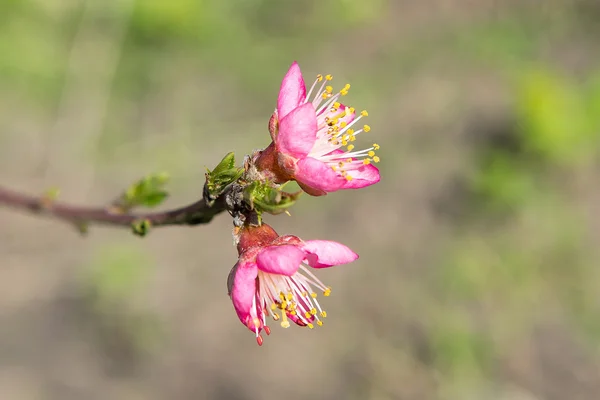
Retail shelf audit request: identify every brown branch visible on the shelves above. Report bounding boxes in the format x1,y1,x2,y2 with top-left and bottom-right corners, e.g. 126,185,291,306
0,185,227,230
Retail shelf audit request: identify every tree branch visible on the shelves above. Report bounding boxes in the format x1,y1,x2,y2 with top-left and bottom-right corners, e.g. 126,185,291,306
0,185,227,230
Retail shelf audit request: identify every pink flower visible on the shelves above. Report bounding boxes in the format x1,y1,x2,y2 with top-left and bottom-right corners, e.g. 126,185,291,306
255,61,381,196
227,223,358,345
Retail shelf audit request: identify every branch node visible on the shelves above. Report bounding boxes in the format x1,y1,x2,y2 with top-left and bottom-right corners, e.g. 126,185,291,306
131,219,152,237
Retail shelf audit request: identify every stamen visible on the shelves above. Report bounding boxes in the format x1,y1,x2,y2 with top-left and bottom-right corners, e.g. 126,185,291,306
305,75,323,101
280,309,290,328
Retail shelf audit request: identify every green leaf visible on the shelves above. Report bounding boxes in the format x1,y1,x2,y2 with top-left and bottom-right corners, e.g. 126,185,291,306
118,172,170,211
210,151,236,176
204,152,243,204
243,181,300,216
139,191,168,207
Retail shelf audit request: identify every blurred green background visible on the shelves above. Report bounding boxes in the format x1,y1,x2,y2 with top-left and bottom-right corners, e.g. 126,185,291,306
1,1,600,399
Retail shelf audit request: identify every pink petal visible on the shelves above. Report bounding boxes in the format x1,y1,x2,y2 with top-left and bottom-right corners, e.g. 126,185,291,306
301,240,359,268
277,62,307,120
229,258,259,328
343,163,381,189
295,157,345,193
277,103,318,158
256,244,306,276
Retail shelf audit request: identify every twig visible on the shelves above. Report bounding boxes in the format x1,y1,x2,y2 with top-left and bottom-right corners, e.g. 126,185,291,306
0,186,227,230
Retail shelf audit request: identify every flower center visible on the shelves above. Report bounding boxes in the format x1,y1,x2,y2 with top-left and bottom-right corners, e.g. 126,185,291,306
256,264,331,330
304,74,381,181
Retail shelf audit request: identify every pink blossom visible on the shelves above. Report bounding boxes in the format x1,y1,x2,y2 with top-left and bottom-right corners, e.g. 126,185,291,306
227,223,358,345
255,61,381,196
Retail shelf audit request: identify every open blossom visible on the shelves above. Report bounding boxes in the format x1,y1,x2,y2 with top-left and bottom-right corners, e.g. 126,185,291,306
227,223,358,345
255,61,381,196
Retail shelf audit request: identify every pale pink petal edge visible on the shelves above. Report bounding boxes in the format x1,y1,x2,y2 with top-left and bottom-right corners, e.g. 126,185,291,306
302,240,359,268
277,62,307,120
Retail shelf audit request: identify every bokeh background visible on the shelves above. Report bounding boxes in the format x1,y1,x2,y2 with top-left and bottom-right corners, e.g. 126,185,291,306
1,1,600,399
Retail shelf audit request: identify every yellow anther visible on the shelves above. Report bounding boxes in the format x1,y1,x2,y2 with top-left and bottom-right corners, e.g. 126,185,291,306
331,165,337,171
347,144,355,151
361,110,369,117
325,74,333,81
280,301,288,309
310,308,317,315
373,143,380,150
324,287,332,296
311,292,318,298
346,175,353,181
348,107,355,114
344,84,351,90
305,311,311,318
333,102,341,109
271,303,277,310
368,151,375,157
317,320,324,326
317,74,323,82
281,310,290,328
340,121,347,128
347,129,355,136
373,156,381,163
308,323,314,329
320,311,327,318
290,310,297,315
286,292,293,301
346,158,353,163
341,140,348,146
363,159,371,165
350,135,356,142
322,93,329,99
325,86,333,94
363,125,371,132
340,89,348,96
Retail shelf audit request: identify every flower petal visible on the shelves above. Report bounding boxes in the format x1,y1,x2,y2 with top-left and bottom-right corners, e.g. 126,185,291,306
295,157,345,194
277,62,307,120
302,240,359,268
256,244,306,276
229,258,259,328
343,163,381,189
277,103,318,158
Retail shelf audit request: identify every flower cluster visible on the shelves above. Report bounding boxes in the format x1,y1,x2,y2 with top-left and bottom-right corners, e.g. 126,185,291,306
228,62,380,345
